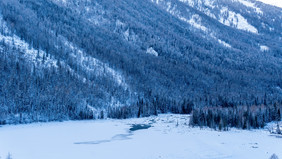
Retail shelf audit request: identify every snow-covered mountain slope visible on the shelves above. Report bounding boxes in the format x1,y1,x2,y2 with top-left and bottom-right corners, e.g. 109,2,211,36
149,0,282,66
152,0,281,35
0,15,58,69
59,37,128,89
0,0,281,123
153,0,260,33
0,114,281,159
0,13,127,89
257,0,282,8
0,10,130,108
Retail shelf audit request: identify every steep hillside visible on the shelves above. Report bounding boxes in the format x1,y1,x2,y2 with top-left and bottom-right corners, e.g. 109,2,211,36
0,0,281,123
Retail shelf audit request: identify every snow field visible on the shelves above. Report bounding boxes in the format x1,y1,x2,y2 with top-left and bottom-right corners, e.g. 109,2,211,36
0,114,281,159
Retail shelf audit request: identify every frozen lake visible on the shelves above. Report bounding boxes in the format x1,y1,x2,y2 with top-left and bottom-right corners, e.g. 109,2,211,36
0,114,281,159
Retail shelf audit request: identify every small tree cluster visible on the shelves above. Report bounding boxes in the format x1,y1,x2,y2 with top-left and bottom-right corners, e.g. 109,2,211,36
190,103,281,130
269,154,279,159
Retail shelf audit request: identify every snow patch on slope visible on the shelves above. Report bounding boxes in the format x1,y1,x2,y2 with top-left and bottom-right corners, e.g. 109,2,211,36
53,0,67,5
218,39,232,48
52,0,109,26
210,33,232,49
0,34,57,69
219,7,258,34
0,16,57,69
235,0,263,14
86,3,109,26
178,0,216,8
185,14,208,32
62,39,128,89
203,0,216,9
146,47,158,56
152,0,208,32
256,0,282,8
177,14,208,32
123,29,130,40
115,20,139,43
260,45,269,52
178,0,195,7
178,0,217,18
176,0,259,34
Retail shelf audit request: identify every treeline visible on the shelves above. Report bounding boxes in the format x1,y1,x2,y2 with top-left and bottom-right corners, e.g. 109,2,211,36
189,103,282,130
0,0,281,106
107,97,193,119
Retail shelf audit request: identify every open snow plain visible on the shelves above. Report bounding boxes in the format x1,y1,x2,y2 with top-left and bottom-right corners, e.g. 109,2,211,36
0,114,281,159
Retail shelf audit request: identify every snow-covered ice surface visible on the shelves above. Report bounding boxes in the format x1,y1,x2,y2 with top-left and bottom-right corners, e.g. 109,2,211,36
0,114,281,159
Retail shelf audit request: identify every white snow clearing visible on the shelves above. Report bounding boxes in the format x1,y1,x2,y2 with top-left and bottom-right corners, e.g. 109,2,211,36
260,45,270,52
175,0,260,34
152,0,209,32
178,15,208,32
0,33,58,69
218,39,232,48
0,114,281,159
235,0,263,14
146,47,159,56
219,7,258,34
256,0,282,8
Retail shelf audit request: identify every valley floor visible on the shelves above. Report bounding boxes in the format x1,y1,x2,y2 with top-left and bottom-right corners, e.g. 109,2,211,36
0,114,281,159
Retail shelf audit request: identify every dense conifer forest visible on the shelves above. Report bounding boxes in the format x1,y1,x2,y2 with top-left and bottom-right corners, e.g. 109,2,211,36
0,0,281,127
